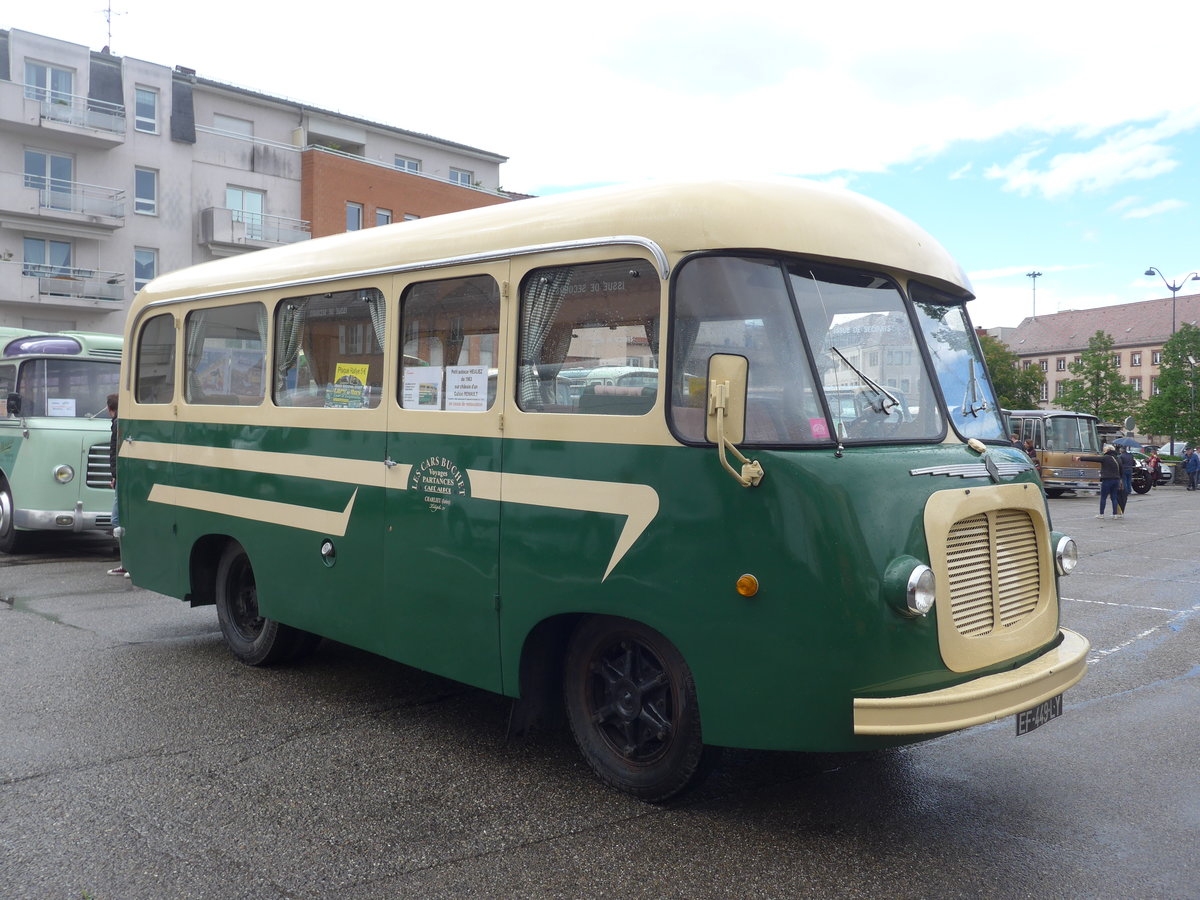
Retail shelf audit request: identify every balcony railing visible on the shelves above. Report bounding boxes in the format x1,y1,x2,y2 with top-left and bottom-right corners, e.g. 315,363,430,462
21,264,125,302
25,87,126,135
21,174,126,218
201,206,311,247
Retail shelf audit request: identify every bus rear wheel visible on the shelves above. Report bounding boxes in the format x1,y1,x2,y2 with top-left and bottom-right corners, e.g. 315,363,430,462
214,542,317,665
564,616,712,802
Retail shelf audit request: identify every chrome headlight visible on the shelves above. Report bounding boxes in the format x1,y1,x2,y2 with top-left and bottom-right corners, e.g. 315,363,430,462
1054,534,1078,575
906,565,937,616
53,464,75,484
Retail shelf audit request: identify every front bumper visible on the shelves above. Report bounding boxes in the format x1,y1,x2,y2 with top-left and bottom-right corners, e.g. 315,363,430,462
852,628,1089,735
15,506,112,533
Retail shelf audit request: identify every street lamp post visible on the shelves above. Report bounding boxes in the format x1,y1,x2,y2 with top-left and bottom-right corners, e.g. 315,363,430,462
1027,271,1042,318
1144,267,1200,334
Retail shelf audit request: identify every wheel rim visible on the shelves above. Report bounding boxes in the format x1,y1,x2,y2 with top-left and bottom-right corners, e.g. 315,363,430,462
0,487,12,536
223,555,263,642
586,637,675,764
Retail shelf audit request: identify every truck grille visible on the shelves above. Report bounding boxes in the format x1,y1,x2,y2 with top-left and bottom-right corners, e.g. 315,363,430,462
86,442,113,488
945,509,1041,637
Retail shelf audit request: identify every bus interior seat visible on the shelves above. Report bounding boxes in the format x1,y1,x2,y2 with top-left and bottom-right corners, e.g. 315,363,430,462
578,384,656,416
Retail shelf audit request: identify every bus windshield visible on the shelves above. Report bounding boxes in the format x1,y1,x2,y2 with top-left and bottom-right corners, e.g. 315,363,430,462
1045,416,1100,453
910,283,1007,442
14,358,120,417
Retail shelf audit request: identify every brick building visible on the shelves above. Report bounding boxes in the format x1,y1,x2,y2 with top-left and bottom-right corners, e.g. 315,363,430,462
989,294,1200,408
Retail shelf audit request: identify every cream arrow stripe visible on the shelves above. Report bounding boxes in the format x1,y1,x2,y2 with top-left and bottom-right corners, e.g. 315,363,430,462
124,441,658,579
465,470,658,581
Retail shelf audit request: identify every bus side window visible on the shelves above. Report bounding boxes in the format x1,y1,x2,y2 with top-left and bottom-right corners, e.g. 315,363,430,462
274,288,385,409
184,302,266,406
0,364,14,412
516,259,659,415
399,275,499,411
135,313,176,404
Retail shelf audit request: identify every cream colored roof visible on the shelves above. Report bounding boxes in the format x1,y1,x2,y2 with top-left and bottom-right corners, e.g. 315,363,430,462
136,178,972,305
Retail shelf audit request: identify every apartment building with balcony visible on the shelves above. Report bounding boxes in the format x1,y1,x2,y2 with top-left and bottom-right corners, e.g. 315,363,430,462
0,28,511,333
990,294,1200,408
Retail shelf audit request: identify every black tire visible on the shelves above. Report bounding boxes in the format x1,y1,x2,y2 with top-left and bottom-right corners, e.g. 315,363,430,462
0,480,27,554
564,616,713,802
1044,489,1065,498
1131,470,1151,494
214,542,312,665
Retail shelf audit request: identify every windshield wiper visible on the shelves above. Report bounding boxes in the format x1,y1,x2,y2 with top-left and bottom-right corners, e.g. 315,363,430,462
829,346,900,414
960,358,988,417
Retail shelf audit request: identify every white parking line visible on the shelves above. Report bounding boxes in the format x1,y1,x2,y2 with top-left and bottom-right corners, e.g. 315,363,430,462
1063,601,1199,663
1062,597,1177,613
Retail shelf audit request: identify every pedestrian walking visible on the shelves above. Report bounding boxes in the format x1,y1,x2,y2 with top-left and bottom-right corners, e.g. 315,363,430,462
1076,444,1124,519
1118,447,1135,509
1147,450,1161,489
1185,448,1200,491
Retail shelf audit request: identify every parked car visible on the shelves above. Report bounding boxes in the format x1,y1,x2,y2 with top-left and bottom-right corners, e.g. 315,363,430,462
1154,441,1195,458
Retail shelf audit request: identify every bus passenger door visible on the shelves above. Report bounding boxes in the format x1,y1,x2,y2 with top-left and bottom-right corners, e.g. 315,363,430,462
382,268,507,692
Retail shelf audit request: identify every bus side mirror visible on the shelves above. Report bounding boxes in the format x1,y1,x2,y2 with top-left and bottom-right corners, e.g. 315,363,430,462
706,354,763,488
6,392,20,417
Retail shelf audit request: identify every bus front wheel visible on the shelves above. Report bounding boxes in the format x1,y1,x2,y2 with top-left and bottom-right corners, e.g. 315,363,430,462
0,481,27,554
564,616,713,802
214,542,316,665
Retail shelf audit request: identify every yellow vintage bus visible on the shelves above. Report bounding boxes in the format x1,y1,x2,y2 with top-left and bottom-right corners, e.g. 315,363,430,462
119,178,1088,800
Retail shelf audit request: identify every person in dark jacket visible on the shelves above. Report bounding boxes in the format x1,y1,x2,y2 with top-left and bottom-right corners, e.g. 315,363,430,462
1186,448,1200,491
1076,444,1123,519
106,393,128,577
1118,448,1135,499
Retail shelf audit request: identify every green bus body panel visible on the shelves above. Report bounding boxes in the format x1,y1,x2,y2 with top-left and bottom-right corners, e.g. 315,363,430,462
0,417,113,526
122,416,1054,753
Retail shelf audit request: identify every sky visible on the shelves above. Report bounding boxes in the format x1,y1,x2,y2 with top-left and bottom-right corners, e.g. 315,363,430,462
8,1,1200,328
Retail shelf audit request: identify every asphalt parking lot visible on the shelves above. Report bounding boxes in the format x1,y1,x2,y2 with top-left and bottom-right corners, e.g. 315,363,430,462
1,484,1197,899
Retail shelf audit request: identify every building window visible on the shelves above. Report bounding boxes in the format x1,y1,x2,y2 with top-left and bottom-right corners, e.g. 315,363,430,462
1022,360,1032,370
1039,381,1048,401
23,237,72,276
1131,351,1142,366
134,87,158,133
403,214,420,222
212,114,253,136
1152,377,1161,395
449,167,474,187
135,168,157,215
1056,381,1066,398
1074,356,1082,365
134,247,157,291
1152,350,1162,365
24,61,73,102
1039,359,1048,372
376,208,392,226
24,149,74,210
1129,376,1143,393
1056,357,1066,371
346,202,364,232
226,187,265,240
395,156,421,173
1111,353,1121,367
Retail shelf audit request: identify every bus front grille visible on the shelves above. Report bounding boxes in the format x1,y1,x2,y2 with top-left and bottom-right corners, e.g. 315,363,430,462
945,509,1041,637
86,442,113,488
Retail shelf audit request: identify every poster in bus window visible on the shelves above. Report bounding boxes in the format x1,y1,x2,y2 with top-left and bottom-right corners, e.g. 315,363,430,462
403,366,443,409
326,362,370,408
444,366,488,412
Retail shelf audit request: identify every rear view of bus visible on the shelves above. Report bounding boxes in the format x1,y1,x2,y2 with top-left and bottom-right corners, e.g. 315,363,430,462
0,328,121,552
117,178,1087,801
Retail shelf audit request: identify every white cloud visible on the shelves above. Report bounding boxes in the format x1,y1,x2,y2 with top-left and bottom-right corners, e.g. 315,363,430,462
1121,199,1187,219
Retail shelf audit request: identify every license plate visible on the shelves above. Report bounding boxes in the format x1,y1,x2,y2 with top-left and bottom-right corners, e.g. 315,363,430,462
1016,694,1063,735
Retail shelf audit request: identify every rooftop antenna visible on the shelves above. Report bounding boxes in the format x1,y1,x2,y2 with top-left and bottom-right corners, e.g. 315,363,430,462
102,1,125,52
1027,271,1042,318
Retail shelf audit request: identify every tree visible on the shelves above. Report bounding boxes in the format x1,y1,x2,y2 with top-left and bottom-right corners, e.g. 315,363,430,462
1056,331,1140,421
1139,322,1200,444
978,333,1044,410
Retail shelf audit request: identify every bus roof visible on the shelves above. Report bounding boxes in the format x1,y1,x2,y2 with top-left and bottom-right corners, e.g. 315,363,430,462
133,178,973,309
1,328,122,360
1006,409,1099,420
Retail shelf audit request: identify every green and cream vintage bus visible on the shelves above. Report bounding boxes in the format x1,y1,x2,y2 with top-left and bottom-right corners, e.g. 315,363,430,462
0,327,121,552
119,178,1088,800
